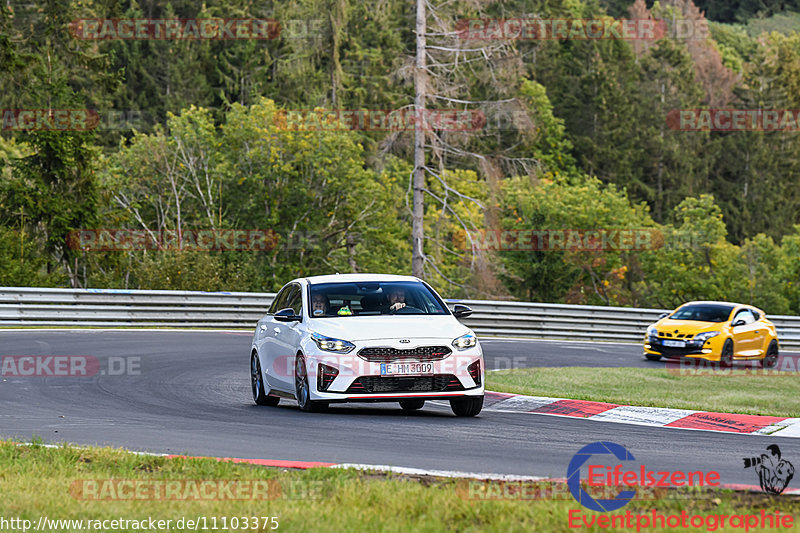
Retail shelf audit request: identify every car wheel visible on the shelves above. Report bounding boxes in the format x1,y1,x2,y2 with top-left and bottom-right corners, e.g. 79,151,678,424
645,354,662,361
761,340,779,368
399,399,425,411
719,339,734,368
295,354,328,413
251,352,279,406
450,396,483,417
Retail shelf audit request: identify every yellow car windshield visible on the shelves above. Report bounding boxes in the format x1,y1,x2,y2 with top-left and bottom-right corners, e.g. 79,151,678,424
670,304,734,322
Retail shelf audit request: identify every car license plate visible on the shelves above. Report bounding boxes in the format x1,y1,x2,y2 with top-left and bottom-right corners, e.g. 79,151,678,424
380,362,434,376
663,340,686,348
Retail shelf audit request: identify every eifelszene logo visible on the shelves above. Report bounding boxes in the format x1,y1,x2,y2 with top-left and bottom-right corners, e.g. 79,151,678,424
568,441,636,512
743,444,795,495
567,441,720,512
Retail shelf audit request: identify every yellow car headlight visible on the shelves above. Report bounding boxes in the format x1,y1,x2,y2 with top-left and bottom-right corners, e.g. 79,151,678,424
693,331,720,343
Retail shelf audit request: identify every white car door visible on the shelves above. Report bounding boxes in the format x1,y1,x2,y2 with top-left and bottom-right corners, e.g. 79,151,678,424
271,283,304,391
263,284,292,390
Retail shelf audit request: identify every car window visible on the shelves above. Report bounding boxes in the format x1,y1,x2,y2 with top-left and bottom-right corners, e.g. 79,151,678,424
308,281,449,317
269,285,291,314
670,304,734,322
285,285,303,315
733,309,755,325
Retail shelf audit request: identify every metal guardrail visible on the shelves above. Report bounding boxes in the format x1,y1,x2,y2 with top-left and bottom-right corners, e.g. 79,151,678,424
0,287,798,349
0,287,274,329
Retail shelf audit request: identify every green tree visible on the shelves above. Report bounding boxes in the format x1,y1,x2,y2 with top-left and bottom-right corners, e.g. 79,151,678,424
98,99,414,290
0,130,100,286
711,31,800,243
499,175,655,304
778,226,800,314
639,195,731,307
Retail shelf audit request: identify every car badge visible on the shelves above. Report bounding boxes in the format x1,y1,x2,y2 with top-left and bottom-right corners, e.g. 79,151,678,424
399,339,411,343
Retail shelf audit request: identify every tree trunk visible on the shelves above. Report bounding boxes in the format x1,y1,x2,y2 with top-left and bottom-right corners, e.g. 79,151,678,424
412,0,426,278
346,232,358,272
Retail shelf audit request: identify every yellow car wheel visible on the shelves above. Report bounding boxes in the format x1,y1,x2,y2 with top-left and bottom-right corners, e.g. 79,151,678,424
761,340,779,368
720,339,734,368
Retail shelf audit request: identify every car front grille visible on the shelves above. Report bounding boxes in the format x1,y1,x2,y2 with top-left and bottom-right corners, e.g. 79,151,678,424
657,332,693,339
346,374,464,394
649,345,704,357
357,345,452,363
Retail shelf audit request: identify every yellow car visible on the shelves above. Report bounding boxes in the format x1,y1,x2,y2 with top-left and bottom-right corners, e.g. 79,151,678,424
643,301,780,367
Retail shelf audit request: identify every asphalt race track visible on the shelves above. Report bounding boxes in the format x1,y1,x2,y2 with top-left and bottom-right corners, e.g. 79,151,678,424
1,330,798,485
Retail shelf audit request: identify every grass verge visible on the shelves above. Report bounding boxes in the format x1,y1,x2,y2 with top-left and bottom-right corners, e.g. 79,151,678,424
2,441,799,533
486,367,800,417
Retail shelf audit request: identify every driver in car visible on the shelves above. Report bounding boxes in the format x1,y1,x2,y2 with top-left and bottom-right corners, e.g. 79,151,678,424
386,287,407,312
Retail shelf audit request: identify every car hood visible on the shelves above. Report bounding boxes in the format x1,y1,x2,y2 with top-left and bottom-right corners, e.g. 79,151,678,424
308,315,471,342
655,318,722,334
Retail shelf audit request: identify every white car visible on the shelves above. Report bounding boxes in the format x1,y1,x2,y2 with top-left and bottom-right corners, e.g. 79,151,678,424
250,274,484,416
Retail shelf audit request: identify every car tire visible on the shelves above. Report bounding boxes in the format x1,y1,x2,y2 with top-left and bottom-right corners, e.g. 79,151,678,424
719,339,734,368
645,354,662,361
450,396,483,417
761,340,779,368
251,352,279,406
399,399,425,411
295,354,328,413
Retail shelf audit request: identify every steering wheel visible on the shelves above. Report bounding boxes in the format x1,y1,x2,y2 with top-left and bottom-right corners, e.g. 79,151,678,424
390,305,424,315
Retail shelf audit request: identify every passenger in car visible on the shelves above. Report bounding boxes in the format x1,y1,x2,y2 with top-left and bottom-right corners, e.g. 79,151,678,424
311,294,330,316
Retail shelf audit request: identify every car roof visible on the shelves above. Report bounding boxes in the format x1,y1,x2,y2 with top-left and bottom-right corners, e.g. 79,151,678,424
302,273,422,285
681,301,744,307
679,301,764,314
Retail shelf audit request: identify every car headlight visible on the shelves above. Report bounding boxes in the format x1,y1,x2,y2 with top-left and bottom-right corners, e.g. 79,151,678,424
646,326,657,337
693,331,720,343
452,333,477,350
311,332,355,353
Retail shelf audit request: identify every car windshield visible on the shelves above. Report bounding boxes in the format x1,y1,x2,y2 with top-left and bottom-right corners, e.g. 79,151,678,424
308,281,449,317
669,304,735,322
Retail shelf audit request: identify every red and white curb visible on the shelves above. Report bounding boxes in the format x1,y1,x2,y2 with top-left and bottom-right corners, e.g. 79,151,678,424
482,391,800,437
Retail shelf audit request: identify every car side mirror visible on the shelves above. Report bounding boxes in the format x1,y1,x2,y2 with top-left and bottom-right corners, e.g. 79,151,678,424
658,313,668,319
453,304,473,319
732,319,746,327
275,308,302,322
